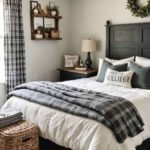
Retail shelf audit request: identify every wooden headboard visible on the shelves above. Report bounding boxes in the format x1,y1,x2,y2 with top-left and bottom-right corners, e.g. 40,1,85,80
106,21,150,59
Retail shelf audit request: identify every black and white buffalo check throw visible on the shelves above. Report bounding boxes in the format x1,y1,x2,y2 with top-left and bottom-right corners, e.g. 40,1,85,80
9,81,144,143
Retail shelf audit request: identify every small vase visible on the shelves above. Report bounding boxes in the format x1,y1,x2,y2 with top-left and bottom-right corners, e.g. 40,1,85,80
44,33,49,39
51,10,57,16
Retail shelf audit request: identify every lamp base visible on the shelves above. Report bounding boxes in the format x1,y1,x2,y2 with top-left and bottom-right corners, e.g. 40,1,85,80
85,52,92,69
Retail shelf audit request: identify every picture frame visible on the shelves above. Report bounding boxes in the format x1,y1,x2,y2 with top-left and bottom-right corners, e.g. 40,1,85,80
30,1,38,10
34,17,43,30
64,55,79,68
44,18,55,29
49,2,55,10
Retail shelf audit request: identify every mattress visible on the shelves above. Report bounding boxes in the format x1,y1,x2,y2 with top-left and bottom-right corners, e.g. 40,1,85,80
2,77,150,150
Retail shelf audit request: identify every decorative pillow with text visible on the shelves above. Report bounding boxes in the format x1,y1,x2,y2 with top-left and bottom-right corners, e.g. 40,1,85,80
103,68,134,88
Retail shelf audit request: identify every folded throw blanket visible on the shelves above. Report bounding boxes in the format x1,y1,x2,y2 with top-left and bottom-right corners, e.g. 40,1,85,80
0,117,23,128
0,109,22,120
0,109,23,128
8,81,144,143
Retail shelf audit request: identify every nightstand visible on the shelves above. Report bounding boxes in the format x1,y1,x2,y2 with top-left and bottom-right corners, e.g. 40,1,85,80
57,68,97,81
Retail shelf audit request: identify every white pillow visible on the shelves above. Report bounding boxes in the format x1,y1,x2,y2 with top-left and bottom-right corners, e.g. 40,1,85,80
105,57,134,65
135,56,150,67
97,57,134,78
103,68,134,88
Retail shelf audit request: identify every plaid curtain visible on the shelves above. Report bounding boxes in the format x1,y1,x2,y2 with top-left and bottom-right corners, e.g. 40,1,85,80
3,0,26,93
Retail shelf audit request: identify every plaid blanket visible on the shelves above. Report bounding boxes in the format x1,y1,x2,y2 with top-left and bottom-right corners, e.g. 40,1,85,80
8,81,144,143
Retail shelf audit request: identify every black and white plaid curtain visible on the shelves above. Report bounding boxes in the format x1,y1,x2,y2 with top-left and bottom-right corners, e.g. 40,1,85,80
3,0,26,93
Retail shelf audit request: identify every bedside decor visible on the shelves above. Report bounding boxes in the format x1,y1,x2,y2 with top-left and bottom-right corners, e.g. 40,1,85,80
127,0,150,18
75,67,87,71
64,55,79,68
75,59,86,71
30,1,62,40
81,39,97,68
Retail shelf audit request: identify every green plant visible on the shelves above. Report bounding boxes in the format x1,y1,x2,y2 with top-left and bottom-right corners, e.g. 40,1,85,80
46,5,51,12
37,26,43,31
127,0,150,18
51,5,59,12
43,28,51,33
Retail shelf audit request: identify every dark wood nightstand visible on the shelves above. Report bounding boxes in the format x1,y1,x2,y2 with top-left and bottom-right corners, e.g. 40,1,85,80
57,68,97,81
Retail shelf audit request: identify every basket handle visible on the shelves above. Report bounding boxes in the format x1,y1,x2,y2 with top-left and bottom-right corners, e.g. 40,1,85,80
21,136,31,143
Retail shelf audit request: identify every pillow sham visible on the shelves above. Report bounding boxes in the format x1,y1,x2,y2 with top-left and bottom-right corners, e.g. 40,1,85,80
97,57,134,78
135,56,150,67
129,61,150,89
105,57,134,65
96,60,128,82
103,69,134,88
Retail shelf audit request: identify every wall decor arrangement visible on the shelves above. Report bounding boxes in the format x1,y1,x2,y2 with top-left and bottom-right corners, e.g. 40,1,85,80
30,1,62,40
127,0,150,18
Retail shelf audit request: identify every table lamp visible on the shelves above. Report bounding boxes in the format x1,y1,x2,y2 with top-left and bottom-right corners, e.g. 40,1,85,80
81,39,97,68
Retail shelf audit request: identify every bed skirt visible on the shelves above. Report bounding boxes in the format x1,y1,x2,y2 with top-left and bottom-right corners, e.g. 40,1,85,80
39,137,150,150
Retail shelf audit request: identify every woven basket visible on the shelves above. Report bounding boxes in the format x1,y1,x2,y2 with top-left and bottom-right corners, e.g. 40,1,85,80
0,120,39,150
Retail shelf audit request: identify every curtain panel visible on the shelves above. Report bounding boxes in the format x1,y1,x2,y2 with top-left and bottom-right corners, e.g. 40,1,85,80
3,0,26,93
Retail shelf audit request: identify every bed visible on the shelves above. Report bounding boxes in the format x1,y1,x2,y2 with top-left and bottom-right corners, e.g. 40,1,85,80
2,21,150,150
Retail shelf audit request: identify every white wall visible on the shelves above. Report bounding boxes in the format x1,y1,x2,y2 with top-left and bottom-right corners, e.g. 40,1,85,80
69,0,150,66
23,0,70,82
0,83,5,108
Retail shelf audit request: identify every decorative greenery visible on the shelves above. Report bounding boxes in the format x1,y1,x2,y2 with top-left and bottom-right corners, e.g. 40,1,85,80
127,0,150,18
37,26,43,31
51,5,59,12
46,5,51,13
43,28,51,33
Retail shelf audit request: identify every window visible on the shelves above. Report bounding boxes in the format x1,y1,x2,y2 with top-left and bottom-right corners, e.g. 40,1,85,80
0,1,5,82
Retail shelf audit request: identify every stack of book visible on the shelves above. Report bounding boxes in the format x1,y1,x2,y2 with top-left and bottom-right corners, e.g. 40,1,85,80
75,67,87,71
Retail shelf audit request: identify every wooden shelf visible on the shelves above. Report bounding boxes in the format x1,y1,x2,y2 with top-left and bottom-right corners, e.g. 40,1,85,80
31,37,62,40
30,1,62,41
32,14,62,19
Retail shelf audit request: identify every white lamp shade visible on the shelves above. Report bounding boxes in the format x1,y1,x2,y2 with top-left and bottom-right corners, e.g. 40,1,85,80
81,39,97,52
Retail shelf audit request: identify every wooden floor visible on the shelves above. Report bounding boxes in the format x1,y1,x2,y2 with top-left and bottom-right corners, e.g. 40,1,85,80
39,137,150,150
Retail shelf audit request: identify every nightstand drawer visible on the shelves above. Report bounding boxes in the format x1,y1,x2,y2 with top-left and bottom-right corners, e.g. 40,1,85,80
60,71,86,81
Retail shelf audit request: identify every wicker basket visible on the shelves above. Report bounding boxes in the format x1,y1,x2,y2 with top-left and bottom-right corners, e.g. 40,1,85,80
0,120,39,150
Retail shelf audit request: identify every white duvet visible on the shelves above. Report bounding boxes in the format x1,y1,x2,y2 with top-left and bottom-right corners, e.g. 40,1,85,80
2,77,150,150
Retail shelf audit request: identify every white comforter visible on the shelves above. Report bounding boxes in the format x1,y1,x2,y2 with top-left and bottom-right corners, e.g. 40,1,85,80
2,77,150,150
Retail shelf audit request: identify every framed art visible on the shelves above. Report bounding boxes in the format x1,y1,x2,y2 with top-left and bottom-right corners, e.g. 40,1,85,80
34,17,43,30
44,18,55,29
30,1,38,10
64,55,79,68
49,2,55,9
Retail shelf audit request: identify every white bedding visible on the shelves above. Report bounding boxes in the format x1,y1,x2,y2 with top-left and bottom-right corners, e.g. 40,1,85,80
2,77,150,150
